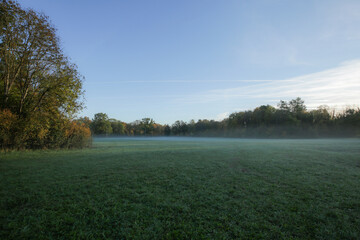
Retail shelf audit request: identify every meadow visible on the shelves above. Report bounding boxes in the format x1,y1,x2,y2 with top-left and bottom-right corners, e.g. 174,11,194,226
1,137,360,239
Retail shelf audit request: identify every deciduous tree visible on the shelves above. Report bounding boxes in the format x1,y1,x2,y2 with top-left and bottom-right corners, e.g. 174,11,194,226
91,113,112,135
0,0,87,149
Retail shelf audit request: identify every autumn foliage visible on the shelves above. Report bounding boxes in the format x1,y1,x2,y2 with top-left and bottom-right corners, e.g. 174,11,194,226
0,109,91,149
0,1,91,150
64,121,92,149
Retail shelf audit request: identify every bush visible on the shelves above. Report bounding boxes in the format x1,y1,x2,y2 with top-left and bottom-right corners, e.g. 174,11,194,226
63,121,92,149
0,110,92,150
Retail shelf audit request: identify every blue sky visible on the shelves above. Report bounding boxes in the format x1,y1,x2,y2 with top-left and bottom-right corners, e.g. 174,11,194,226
18,0,360,124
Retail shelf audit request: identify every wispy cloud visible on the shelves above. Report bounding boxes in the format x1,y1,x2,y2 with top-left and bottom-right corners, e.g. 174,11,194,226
179,60,360,109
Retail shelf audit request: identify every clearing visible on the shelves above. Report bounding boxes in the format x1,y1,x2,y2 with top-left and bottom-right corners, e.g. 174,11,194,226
1,138,360,239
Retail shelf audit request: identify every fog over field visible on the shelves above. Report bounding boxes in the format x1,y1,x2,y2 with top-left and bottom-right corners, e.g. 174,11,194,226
1,138,360,239
94,136,257,142
93,136,359,143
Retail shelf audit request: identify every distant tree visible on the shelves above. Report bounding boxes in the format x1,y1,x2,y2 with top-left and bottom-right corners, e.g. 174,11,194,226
140,118,155,135
172,120,188,135
289,97,306,114
188,119,196,135
253,105,276,126
276,98,305,125
109,119,125,135
153,123,164,136
164,124,171,136
310,106,330,125
338,107,360,127
130,120,142,135
278,100,290,111
83,98,359,139
91,113,112,135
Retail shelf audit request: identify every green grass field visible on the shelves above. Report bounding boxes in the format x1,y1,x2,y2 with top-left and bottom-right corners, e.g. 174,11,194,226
1,138,360,239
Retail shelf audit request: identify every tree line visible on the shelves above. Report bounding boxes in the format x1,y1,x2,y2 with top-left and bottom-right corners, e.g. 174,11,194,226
88,97,360,138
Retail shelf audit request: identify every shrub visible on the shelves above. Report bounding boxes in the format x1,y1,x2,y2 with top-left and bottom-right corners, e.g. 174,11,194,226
63,121,92,149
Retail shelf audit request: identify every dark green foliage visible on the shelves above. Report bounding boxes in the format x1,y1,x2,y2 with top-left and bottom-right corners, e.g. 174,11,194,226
109,119,126,135
168,98,360,137
92,98,359,138
1,138,359,239
164,125,171,136
90,113,112,135
91,115,161,137
139,118,155,135
171,120,188,135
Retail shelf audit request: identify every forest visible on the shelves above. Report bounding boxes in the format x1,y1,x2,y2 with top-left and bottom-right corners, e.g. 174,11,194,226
87,97,360,138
